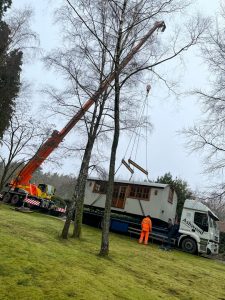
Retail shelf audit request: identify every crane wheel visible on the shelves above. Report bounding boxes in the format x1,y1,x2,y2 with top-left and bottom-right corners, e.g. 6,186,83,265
11,194,20,205
3,193,11,203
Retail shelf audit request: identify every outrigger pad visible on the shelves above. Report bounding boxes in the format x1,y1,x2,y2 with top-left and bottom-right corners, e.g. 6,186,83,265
14,207,33,213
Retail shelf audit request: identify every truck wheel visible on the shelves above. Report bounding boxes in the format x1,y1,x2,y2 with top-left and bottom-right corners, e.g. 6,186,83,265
11,195,20,204
3,193,11,203
181,237,197,254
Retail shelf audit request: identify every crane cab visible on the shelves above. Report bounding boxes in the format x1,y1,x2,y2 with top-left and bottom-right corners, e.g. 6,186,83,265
37,184,56,200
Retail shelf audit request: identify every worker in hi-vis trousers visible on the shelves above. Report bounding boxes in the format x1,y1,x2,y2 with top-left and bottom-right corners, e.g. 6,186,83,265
139,215,152,245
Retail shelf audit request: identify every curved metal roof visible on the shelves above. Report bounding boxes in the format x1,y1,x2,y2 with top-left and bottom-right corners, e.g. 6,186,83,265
87,177,168,189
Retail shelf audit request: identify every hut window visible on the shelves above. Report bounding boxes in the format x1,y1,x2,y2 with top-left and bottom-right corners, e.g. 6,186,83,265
113,185,119,198
168,189,174,204
93,181,106,194
129,185,150,200
154,190,158,196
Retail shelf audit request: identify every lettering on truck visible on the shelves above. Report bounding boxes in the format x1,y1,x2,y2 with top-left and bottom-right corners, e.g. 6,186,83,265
182,218,204,235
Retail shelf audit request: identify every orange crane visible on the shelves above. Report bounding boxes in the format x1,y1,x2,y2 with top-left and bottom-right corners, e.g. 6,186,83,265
1,21,166,211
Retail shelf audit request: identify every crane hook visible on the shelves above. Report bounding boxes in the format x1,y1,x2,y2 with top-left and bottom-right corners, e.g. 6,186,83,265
146,84,151,95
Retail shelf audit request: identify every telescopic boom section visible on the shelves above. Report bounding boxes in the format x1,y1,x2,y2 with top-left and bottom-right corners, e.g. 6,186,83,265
15,21,166,186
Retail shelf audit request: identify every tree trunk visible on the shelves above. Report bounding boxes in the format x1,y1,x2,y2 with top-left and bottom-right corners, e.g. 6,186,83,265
99,83,120,255
61,87,109,239
61,201,75,239
72,147,92,238
99,0,127,255
69,93,109,238
0,162,10,191
61,136,94,239
0,170,7,191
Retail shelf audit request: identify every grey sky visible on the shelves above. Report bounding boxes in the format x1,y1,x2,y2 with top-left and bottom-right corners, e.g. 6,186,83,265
11,0,222,191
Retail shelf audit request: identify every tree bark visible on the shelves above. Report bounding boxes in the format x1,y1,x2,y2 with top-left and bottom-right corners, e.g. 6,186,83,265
99,85,120,255
61,201,75,239
99,0,127,256
72,138,93,238
61,137,93,239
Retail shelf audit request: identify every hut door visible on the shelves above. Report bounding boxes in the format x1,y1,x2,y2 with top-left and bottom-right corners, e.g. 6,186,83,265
112,185,127,209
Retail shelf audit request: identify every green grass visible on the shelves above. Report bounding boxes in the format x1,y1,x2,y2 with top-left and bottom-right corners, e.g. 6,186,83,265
0,203,225,300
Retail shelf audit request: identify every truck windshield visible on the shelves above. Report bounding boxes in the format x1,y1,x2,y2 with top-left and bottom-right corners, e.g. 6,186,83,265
47,185,55,196
194,212,208,232
213,219,218,230
208,215,218,229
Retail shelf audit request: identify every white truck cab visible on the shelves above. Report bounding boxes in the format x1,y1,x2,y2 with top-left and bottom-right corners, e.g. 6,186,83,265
178,199,220,255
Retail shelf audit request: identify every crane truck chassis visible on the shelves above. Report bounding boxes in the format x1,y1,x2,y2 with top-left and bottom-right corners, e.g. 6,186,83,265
0,184,66,216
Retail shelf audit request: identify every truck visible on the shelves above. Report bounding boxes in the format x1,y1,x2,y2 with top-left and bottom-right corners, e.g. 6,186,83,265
0,21,166,214
82,177,220,255
0,182,66,215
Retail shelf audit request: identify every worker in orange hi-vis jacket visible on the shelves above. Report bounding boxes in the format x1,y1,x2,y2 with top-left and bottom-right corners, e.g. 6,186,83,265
139,215,152,245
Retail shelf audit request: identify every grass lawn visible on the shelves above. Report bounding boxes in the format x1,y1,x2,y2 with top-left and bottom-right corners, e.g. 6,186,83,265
0,204,225,300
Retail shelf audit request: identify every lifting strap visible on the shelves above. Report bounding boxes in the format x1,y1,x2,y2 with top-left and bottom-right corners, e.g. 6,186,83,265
128,159,148,176
138,199,145,216
116,84,151,179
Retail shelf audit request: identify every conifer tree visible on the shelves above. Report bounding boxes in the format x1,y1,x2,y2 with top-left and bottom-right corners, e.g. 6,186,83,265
0,0,23,140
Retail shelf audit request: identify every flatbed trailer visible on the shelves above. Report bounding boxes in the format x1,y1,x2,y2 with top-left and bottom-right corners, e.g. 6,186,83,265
83,197,220,255
83,206,177,246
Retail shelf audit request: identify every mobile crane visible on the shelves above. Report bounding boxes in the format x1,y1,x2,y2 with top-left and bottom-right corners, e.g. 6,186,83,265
0,21,166,214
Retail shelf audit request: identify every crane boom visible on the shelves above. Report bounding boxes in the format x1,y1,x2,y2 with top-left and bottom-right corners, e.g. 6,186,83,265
15,21,166,186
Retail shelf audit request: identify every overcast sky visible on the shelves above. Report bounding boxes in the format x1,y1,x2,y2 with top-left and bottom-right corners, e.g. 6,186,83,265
11,0,222,191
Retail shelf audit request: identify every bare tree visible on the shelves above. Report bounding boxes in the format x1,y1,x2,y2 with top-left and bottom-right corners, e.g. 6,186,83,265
183,5,225,201
44,0,208,248
6,7,38,55
45,0,148,239
0,98,52,191
196,188,225,221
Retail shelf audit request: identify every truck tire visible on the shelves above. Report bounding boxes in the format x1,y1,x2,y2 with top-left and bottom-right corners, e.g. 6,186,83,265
3,193,11,203
11,194,20,204
181,237,197,254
